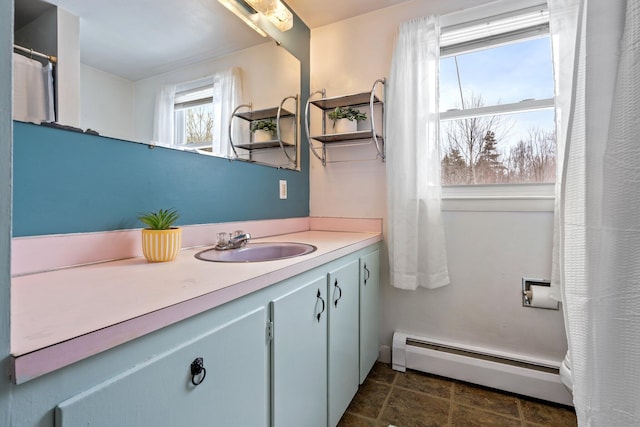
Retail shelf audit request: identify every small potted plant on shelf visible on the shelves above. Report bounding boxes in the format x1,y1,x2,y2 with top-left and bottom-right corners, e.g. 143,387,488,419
138,208,182,263
251,119,277,143
328,106,367,133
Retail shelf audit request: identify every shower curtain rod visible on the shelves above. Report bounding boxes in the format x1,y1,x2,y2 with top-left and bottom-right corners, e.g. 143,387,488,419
13,44,57,64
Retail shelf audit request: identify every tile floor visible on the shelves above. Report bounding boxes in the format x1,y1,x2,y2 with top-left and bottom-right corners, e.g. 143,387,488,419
338,362,577,427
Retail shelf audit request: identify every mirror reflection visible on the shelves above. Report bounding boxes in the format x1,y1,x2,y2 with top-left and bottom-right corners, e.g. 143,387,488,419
13,0,301,170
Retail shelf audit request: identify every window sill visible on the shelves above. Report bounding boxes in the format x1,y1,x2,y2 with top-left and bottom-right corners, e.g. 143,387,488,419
441,183,555,212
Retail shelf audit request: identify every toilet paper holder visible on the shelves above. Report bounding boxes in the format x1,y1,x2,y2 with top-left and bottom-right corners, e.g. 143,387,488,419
522,278,559,310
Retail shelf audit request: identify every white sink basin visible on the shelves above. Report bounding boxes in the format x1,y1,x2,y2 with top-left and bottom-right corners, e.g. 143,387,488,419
195,242,317,263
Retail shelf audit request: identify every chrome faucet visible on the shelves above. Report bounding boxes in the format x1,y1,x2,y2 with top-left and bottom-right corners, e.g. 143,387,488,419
228,232,251,249
215,230,251,250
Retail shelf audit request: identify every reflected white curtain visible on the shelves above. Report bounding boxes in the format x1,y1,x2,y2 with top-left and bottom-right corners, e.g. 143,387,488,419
386,16,450,290
152,83,176,145
12,53,55,123
550,0,640,424
211,67,242,158
153,68,242,154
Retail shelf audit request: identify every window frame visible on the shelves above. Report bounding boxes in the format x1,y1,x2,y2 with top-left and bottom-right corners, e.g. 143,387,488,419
438,1,556,210
172,79,216,149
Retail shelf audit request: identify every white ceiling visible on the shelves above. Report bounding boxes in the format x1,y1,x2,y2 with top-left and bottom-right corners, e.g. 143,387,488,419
16,0,267,81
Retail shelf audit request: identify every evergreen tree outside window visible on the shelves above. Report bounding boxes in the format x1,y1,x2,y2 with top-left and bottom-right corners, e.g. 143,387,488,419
439,5,556,185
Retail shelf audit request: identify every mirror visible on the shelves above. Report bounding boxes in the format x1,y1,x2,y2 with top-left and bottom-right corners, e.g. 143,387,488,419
13,0,302,170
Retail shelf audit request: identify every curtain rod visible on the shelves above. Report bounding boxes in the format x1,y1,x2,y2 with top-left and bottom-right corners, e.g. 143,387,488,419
13,44,57,64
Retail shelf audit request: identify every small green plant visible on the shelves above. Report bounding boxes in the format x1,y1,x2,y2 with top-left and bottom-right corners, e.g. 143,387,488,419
138,208,179,230
251,119,277,135
328,106,367,128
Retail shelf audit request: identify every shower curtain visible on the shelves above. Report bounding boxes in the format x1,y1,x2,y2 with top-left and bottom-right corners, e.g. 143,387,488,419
550,0,640,424
12,53,54,124
386,16,450,290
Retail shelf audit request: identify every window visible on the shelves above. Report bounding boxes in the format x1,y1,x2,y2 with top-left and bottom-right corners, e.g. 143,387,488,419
173,82,215,149
439,5,556,186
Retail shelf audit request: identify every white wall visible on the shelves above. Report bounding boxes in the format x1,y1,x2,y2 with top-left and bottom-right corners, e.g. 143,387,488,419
80,64,135,141
55,8,80,127
310,0,568,361
133,41,300,145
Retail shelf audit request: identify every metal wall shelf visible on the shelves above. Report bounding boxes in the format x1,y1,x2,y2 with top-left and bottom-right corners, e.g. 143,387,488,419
311,130,383,144
305,78,386,166
233,141,295,150
309,93,381,111
229,95,298,168
234,108,295,122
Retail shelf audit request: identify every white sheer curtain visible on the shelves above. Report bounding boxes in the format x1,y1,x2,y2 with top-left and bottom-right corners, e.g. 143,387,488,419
152,83,176,146
549,0,583,301
211,67,242,158
386,16,450,290
550,0,640,424
152,67,242,154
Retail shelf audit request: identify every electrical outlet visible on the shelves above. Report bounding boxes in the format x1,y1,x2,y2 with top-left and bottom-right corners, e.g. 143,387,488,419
279,180,287,199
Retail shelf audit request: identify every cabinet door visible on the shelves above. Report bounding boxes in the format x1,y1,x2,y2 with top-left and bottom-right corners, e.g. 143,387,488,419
271,275,328,427
328,260,360,427
360,250,380,383
56,307,268,427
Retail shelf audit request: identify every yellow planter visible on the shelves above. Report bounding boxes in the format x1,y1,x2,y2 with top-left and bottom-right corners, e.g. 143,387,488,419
141,228,182,262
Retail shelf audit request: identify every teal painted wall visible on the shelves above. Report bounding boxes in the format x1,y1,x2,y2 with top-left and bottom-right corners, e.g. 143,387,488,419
13,123,308,236
11,9,310,237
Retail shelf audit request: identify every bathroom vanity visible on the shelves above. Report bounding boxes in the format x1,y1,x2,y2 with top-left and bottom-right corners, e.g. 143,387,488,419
10,230,381,427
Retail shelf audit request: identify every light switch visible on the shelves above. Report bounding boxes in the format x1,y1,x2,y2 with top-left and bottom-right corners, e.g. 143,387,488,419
279,180,287,199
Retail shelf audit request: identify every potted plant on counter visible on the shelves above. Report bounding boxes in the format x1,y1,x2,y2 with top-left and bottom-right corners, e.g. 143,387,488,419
138,208,182,262
328,106,367,133
251,119,277,143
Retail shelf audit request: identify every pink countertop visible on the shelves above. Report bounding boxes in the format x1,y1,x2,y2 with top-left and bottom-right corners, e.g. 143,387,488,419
11,229,382,384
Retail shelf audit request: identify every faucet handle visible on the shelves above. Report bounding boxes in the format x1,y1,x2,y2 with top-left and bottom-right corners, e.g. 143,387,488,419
216,232,229,247
232,230,244,239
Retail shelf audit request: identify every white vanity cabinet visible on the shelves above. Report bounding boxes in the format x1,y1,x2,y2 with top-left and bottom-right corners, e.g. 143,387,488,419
359,249,380,383
328,260,360,427
271,274,329,427
271,258,363,427
12,240,380,427
55,307,269,427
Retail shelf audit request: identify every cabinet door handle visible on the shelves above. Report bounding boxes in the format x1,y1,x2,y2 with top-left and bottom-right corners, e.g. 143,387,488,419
316,289,325,322
190,357,207,386
364,264,370,285
334,279,342,307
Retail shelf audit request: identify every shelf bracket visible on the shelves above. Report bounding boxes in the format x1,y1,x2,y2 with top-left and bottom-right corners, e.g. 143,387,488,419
370,78,386,162
228,103,252,160
305,89,327,165
305,78,386,166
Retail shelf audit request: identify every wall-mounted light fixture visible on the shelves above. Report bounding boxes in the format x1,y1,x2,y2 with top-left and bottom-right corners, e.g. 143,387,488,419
218,0,269,37
217,0,293,37
244,0,293,32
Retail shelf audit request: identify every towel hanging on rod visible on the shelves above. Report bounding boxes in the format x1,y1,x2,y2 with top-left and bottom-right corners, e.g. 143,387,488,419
13,44,57,64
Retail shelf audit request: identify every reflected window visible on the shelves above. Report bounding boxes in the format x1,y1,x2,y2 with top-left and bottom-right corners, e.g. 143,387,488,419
153,68,241,158
173,84,215,148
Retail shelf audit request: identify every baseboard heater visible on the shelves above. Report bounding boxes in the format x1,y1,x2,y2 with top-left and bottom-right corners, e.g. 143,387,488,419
392,331,573,406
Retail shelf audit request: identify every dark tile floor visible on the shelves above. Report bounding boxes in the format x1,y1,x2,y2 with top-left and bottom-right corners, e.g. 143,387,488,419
338,362,577,427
